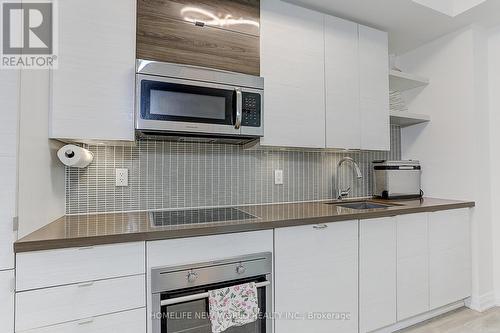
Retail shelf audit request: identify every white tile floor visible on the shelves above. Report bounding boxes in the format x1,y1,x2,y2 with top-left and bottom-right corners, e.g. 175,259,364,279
398,307,500,333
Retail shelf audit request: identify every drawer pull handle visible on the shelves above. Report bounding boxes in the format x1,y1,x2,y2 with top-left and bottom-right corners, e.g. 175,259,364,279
77,282,94,288
77,318,94,326
313,224,328,230
78,246,95,251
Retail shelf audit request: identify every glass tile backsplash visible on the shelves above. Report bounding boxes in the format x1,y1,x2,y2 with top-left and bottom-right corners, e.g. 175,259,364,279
66,125,401,214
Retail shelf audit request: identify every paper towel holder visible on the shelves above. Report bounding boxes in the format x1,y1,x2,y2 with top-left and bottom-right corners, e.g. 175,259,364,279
57,144,94,169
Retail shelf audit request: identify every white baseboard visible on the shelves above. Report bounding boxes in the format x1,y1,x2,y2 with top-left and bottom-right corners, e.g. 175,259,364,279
372,300,466,333
465,291,496,312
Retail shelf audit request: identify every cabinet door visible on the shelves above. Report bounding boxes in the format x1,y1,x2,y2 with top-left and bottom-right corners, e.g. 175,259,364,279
429,209,471,309
51,0,136,142
260,0,325,148
359,217,396,333
136,0,260,36
275,221,358,333
325,16,360,149
359,25,390,151
0,69,19,271
0,270,14,333
137,0,260,76
397,213,429,320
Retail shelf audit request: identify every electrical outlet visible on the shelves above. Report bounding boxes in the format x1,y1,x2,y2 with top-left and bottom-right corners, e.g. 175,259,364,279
274,169,284,185
115,168,128,187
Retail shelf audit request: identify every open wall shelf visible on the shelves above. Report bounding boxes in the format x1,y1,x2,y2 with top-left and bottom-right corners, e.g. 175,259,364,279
389,70,429,91
390,111,430,128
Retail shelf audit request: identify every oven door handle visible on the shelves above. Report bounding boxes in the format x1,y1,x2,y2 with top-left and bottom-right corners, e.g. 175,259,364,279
159,280,270,307
234,88,243,130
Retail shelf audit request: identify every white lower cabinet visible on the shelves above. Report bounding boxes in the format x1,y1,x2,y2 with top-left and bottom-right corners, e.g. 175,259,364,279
0,270,15,333
15,242,147,332
18,308,146,333
429,208,472,309
15,275,145,332
16,242,146,291
397,213,430,321
274,221,358,333
359,217,397,333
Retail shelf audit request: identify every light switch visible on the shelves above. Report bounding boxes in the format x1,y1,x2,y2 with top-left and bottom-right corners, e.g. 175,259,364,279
274,169,284,185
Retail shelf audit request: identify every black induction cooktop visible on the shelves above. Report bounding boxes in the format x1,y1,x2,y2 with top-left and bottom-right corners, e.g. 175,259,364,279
150,207,256,227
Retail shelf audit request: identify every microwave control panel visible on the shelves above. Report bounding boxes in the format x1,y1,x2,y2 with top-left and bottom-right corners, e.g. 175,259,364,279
241,93,261,127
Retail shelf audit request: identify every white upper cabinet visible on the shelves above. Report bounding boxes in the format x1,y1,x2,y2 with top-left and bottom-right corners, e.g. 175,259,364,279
50,0,136,142
325,16,360,150
260,0,326,148
262,0,390,150
359,25,390,151
0,69,19,271
326,22,390,151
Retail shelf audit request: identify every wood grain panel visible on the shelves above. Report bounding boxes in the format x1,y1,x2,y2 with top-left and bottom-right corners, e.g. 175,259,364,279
137,0,260,75
137,0,259,36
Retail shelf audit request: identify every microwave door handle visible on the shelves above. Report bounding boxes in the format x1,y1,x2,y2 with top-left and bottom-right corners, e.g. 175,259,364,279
235,88,242,129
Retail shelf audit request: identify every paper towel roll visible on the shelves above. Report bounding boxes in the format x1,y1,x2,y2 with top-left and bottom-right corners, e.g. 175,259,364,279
57,145,94,168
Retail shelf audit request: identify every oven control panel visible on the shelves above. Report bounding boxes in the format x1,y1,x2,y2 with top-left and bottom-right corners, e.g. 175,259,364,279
241,93,261,127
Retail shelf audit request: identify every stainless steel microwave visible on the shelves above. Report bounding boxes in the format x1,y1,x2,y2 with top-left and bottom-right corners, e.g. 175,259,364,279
136,60,264,143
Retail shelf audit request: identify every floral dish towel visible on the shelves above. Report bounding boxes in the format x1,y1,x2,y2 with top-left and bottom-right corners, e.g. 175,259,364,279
208,282,260,333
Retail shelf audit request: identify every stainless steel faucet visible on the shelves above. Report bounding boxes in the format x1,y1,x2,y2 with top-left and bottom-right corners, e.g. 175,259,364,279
336,157,363,199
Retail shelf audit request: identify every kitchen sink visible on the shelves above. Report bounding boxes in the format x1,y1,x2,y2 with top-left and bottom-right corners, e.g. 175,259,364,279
324,200,399,210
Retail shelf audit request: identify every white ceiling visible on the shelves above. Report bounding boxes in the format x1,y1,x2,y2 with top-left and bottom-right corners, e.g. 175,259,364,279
412,0,488,17
284,0,500,54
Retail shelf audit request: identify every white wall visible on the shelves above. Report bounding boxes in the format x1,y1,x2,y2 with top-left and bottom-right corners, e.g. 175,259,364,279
398,26,494,311
0,69,20,270
488,25,500,306
17,69,65,237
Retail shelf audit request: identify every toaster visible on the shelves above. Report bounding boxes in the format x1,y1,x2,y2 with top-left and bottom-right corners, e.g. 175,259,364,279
372,160,422,199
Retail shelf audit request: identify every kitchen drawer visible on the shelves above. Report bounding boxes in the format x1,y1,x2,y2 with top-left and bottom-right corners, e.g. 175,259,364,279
15,275,145,332
16,242,145,291
17,308,146,333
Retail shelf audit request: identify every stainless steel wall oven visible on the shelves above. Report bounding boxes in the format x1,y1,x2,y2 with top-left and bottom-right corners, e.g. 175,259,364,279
151,253,272,333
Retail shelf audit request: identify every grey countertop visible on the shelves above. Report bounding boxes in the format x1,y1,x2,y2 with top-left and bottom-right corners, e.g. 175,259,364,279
14,197,475,253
